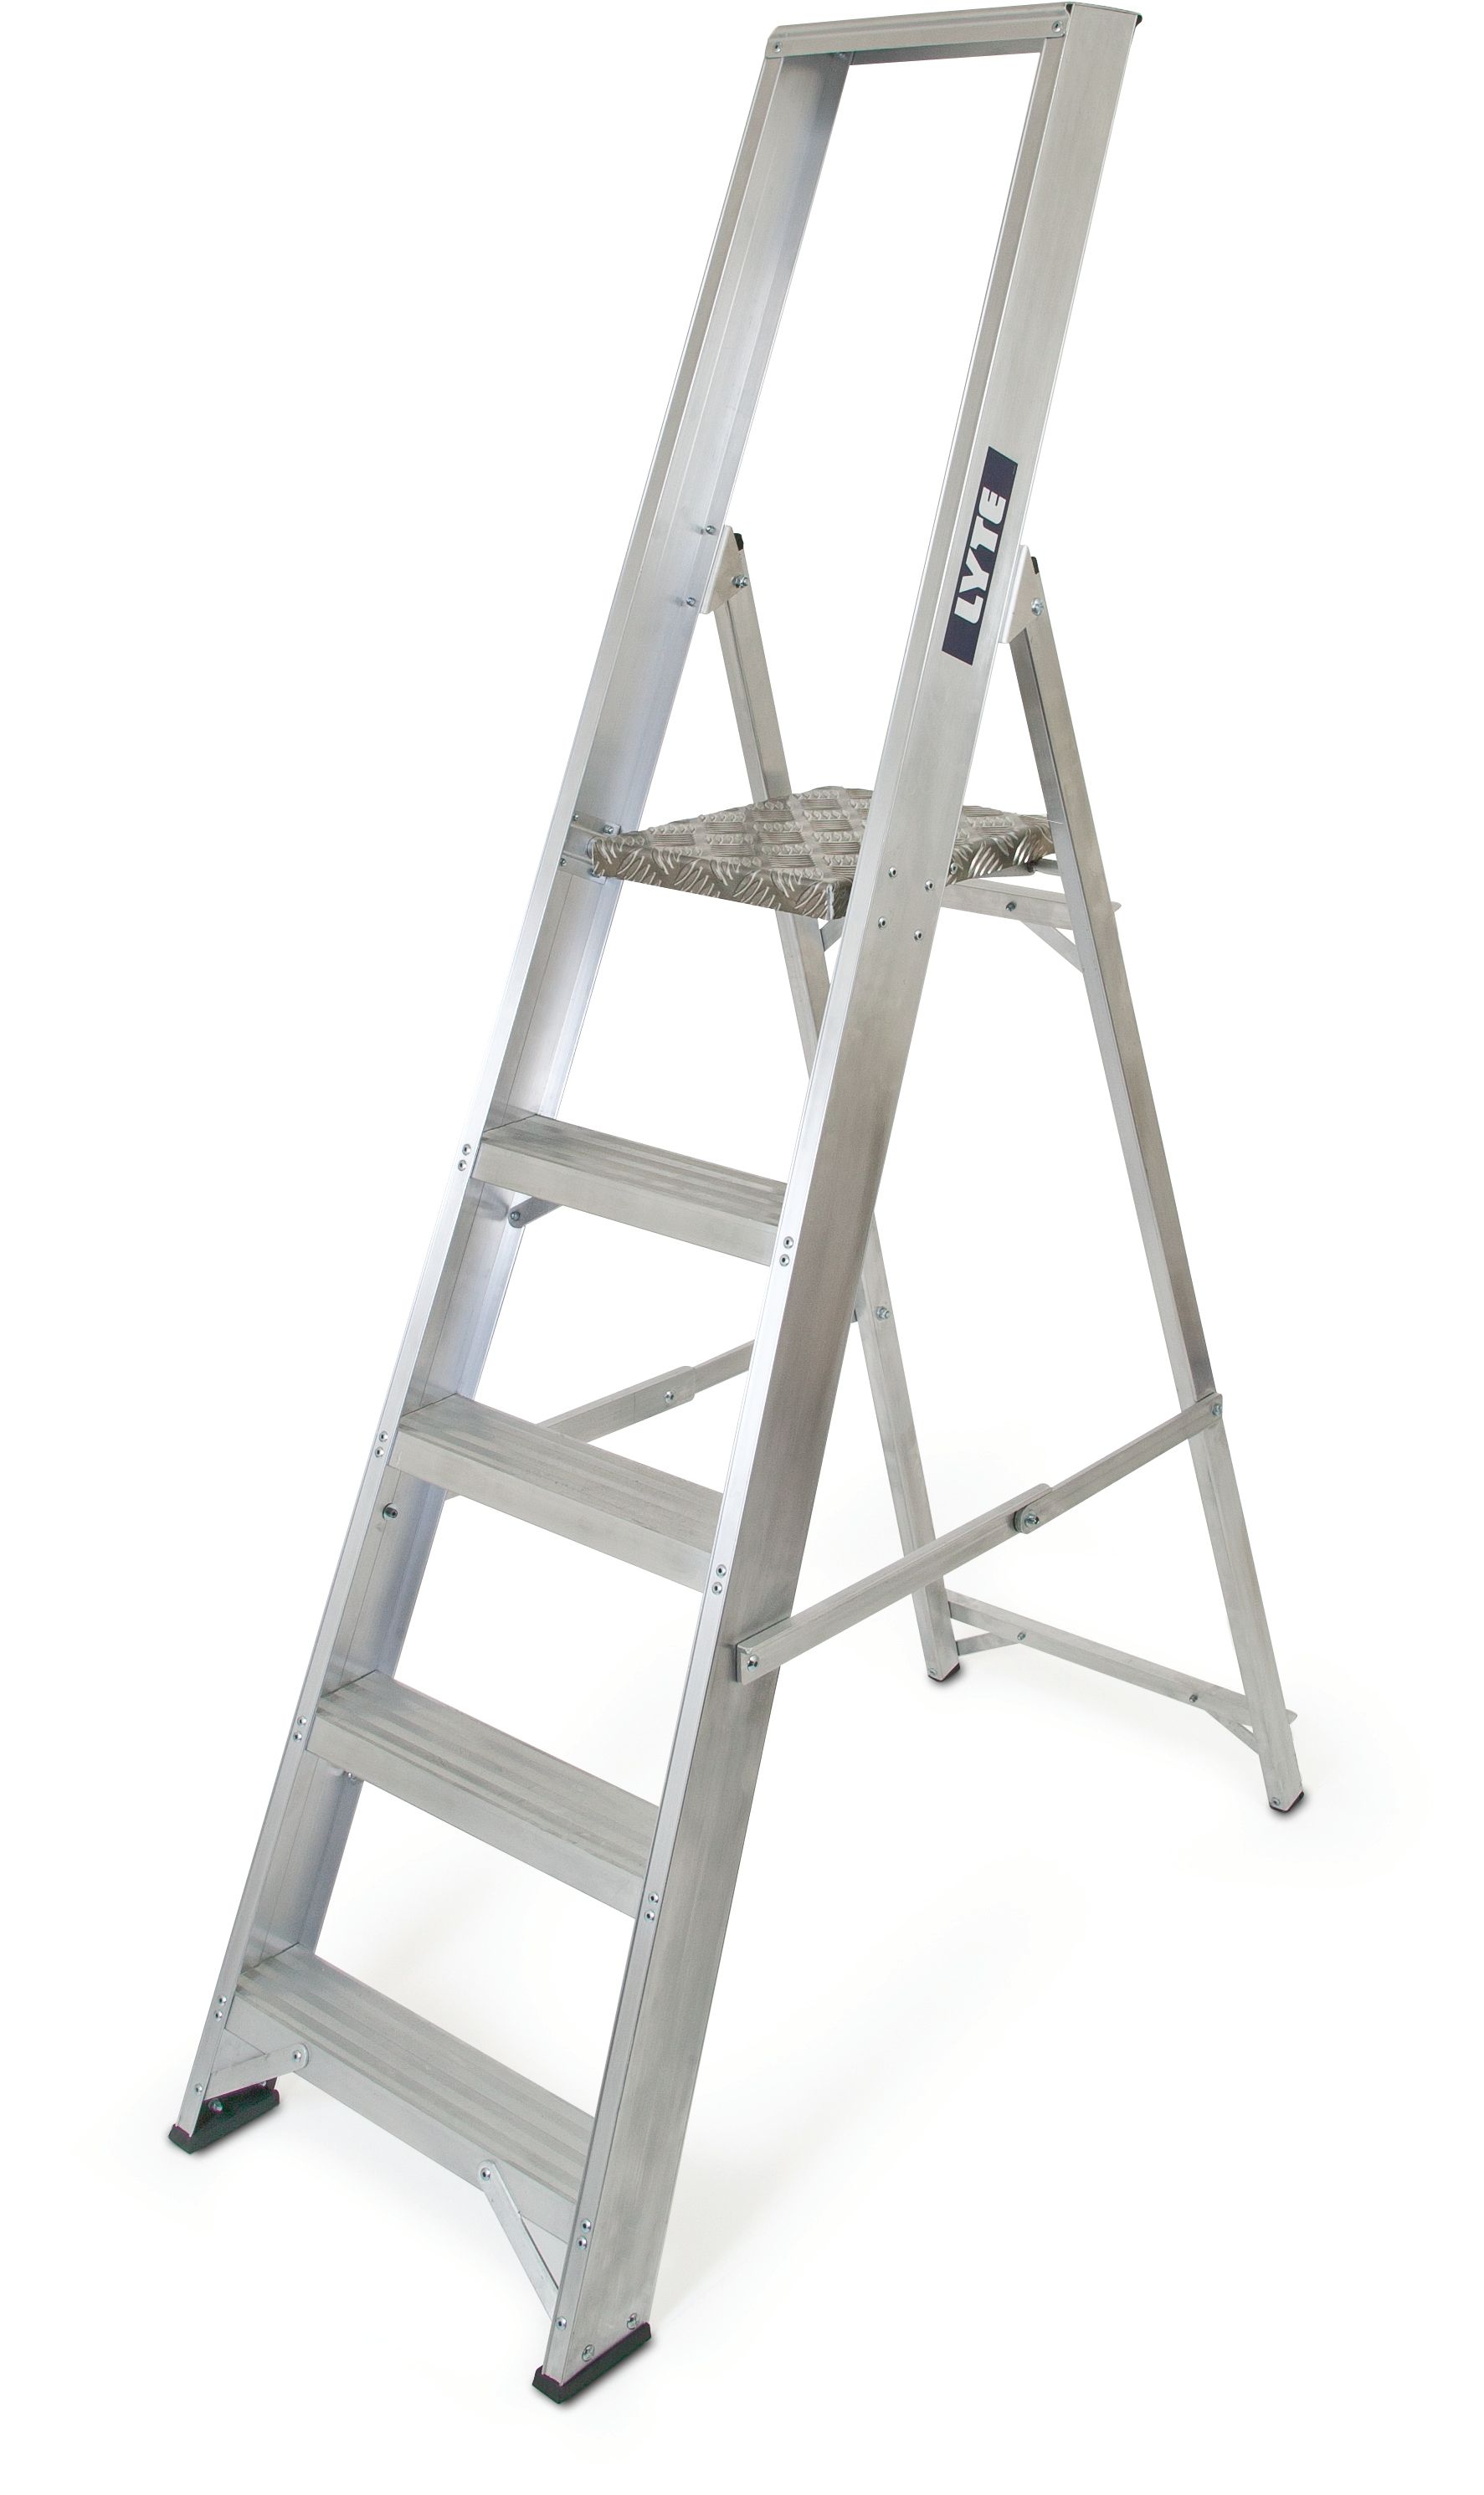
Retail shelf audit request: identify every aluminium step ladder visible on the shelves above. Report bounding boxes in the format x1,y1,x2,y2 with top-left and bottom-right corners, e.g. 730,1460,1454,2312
171,5,1305,2405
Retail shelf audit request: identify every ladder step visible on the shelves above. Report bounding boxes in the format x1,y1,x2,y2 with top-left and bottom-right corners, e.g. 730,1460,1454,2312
393,1395,721,1588
475,1114,783,1261
228,1948,590,2236
577,785,1054,919
310,1675,658,1915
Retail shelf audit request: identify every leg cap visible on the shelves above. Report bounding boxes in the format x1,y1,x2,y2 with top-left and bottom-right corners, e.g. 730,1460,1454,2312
169,2082,280,2152
533,2323,652,2404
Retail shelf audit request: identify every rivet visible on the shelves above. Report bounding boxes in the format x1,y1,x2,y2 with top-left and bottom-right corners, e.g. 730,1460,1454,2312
194,2084,203,2095
291,2047,307,2066
663,1389,675,1403
480,2165,494,2182
877,916,886,928
1189,1693,1200,1705
557,2318,567,2329
648,1893,660,1906
1005,900,1019,912
732,573,749,588
628,2313,640,2328
913,930,922,941
783,1237,793,1249
716,1563,727,1575
924,880,933,891
746,1657,759,1672
1211,1397,1224,1418
644,1910,655,1921
209,2100,223,2115
1016,1630,1026,1642
875,1306,889,1320
1031,598,1045,616
382,1503,398,1520
779,1253,790,1266
887,866,896,878
683,594,698,608
509,1208,522,1226
702,522,717,535
582,2344,596,2362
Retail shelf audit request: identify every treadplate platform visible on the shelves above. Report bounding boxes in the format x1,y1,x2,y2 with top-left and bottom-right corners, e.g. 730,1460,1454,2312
583,786,1054,918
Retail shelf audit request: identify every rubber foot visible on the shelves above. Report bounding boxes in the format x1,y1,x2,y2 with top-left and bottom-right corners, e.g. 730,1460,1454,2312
1269,1789,1307,1815
169,2082,280,2152
533,2323,652,2404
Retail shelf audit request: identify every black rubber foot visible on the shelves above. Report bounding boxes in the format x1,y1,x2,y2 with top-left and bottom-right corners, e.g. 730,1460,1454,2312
532,2323,652,2404
1270,1789,1307,1815
169,2082,280,2152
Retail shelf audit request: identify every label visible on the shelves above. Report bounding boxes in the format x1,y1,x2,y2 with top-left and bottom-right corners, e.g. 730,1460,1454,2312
942,444,1017,665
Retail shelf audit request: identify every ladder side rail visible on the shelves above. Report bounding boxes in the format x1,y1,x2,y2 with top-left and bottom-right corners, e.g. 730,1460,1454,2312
1006,566,1303,1810
177,50,849,2128
546,9,1137,2382
712,542,958,1677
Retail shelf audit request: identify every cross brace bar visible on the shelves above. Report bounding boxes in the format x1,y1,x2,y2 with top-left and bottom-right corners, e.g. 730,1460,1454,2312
547,1342,752,1441
735,1391,1221,1679
942,1589,1299,1747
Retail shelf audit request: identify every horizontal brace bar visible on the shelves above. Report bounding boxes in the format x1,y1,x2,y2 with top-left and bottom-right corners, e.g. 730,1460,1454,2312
941,879,1112,931
547,1342,752,1442
737,1394,1222,1680
943,1593,1279,1734
770,9,1066,63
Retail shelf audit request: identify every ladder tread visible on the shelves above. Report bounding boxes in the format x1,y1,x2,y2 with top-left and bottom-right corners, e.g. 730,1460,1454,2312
475,1113,784,1260
393,1394,721,1588
582,784,1054,919
231,1948,591,2221
310,1674,658,1914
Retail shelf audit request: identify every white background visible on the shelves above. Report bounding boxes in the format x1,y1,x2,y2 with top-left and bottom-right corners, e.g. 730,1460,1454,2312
4,2,1479,2486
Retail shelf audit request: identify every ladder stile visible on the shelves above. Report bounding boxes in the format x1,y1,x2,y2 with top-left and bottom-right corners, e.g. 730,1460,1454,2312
172,8,1305,2407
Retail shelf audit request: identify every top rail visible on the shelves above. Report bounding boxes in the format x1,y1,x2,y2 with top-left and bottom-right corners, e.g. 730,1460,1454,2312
769,8,1072,63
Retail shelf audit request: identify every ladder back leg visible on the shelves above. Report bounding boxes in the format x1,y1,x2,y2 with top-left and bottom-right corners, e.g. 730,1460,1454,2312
1006,562,1303,1811
712,539,959,1680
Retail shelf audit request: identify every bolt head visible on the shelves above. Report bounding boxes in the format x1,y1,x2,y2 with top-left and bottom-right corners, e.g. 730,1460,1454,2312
875,1306,889,1320
582,2344,596,2362
1031,597,1045,615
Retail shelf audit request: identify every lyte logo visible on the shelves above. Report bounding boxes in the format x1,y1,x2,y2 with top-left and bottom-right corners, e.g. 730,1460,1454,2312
942,443,1017,665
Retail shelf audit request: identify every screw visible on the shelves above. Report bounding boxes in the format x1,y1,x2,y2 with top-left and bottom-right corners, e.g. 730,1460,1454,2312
1019,1510,1040,1532
732,573,749,588
582,2344,596,2362
1211,1397,1224,1419
663,1389,675,1404
382,1503,398,1520
1005,899,1019,912
1188,1692,1199,1705
629,2313,640,2328
746,1656,759,1672
875,1306,890,1320
1016,1630,1027,1642
1031,598,1045,616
